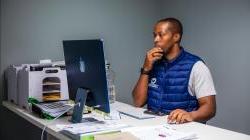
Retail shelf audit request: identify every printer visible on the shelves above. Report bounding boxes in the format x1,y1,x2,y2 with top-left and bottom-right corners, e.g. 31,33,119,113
5,60,69,110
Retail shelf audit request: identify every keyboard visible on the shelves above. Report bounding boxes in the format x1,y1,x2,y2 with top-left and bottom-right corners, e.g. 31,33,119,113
42,101,70,109
33,101,72,117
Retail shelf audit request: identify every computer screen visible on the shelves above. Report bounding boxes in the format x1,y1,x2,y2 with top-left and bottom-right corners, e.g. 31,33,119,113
63,39,110,113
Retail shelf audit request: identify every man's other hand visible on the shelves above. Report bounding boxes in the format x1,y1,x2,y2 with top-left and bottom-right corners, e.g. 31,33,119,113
167,109,194,124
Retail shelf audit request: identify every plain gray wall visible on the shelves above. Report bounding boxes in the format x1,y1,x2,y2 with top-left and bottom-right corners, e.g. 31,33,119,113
0,0,161,139
0,0,161,103
162,0,250,135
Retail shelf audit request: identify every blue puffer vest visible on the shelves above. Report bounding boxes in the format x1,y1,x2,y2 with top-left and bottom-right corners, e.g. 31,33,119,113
147,47,202,114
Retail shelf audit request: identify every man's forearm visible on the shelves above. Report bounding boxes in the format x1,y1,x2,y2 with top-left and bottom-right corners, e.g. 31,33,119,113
132,74,149,107
191,96,216,122
133,47,162,107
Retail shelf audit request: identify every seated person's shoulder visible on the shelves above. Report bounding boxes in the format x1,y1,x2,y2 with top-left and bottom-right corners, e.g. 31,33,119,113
190,61,216,99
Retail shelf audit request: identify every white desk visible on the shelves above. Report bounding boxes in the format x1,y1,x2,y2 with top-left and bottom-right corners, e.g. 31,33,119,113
2,101,250,140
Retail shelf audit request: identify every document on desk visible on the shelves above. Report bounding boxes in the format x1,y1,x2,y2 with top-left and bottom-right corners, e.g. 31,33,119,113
122,124,198,140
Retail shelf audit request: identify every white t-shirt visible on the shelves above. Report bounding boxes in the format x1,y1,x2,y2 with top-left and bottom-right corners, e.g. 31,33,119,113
188,61,216,99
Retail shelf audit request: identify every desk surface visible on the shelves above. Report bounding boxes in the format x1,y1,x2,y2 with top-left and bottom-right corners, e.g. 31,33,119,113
2,101,250,140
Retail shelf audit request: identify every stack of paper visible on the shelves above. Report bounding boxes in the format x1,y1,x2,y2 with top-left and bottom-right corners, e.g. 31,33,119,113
94,132,139,140
57,121,130,140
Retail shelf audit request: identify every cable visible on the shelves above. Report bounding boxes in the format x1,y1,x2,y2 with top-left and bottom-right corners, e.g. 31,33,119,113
41,102,80,140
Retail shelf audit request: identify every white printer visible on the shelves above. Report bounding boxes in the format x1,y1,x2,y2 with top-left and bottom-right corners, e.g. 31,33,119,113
5,60,69,110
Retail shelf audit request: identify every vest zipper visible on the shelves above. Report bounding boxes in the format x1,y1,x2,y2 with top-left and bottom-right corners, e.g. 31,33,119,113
161,62,168,113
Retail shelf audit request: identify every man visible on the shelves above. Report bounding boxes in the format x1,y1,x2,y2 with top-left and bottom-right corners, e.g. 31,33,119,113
132,17,216,124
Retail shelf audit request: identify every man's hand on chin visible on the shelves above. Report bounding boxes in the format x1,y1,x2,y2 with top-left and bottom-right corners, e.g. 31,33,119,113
167,109,194,124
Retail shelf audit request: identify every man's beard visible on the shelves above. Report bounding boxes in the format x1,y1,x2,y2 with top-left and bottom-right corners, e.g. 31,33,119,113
163,44,174,55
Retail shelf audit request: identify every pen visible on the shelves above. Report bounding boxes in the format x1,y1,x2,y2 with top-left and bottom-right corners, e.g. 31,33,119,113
158,133,166,137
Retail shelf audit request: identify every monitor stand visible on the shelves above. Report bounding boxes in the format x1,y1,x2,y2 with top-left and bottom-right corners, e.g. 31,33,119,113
70,87,89,123
70,87,102,123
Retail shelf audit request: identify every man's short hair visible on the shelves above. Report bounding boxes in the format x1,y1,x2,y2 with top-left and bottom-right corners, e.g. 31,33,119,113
157,17,183,42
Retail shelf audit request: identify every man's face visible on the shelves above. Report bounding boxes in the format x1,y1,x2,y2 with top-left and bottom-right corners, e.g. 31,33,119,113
153,22,177,53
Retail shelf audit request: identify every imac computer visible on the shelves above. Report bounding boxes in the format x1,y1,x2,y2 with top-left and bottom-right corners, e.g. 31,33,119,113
63,39,110,123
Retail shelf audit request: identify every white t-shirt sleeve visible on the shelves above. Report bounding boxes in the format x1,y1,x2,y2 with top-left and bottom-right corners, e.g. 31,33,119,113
188,61,217,99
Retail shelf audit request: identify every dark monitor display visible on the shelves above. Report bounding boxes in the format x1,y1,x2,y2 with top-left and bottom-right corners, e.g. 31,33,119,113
63,39,110,113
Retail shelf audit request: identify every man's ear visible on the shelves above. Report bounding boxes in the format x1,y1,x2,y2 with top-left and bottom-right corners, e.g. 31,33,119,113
173,33,181,42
